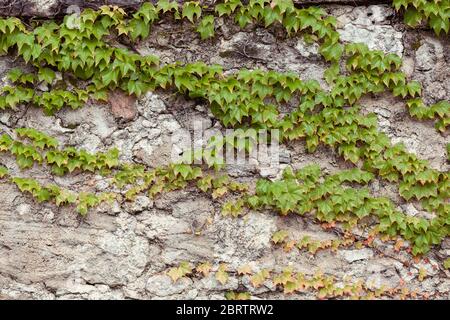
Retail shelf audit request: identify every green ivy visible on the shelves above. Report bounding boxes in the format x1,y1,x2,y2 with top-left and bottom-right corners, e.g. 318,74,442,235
246,165,449,255
0,129,119,173
0,1,448,256
393,0,450,36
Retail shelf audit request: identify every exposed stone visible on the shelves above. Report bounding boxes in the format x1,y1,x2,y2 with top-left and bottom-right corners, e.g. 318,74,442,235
340,249,374,263
218,32,249,58
338,24,403,56
365,274,391,290
212,211,277,262
415,38,443,72
442,238,450,250
437,280,450,294
141,92,167,114
109,90,137,122
16,203,31,216
401,56,415,77
416,259,440,277
126,196,153,214
295,39,320,58
146,275,193,297
401,203,436,220
1,3,449,300
0,113,11,126
337,6,403,56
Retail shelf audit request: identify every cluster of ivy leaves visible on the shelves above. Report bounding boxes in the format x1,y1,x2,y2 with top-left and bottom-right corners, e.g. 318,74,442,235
272,229,357,255
0,68,91,115
0,128,250,214
0,1,447,124
166,261,426,299
2,126,446,255
0,165,115,215
0,1,448,256
245,165,449,255
393,0,450,36
0,128,119,173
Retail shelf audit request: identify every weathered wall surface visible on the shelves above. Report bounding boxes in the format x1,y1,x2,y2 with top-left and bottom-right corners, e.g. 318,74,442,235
0,0,390,16
0,3,449,299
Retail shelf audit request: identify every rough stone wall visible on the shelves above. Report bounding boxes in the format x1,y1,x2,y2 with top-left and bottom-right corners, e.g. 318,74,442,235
0,3,449,299
0,0,390,17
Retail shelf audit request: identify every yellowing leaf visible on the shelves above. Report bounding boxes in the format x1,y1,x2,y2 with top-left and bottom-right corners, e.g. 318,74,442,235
272,230,289,244
212,186,228,199
196,262,212,277
250,269,270,288
237,264,252,275
216,264,229,285
444,258,450,270
167,261,192,282
418,268,427,282
167,267,183,282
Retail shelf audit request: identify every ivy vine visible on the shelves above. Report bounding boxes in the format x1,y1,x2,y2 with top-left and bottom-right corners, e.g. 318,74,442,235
0,1,448,261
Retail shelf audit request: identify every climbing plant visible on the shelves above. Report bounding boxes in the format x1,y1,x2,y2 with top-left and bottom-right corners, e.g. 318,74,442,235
393,0,450,36
164,260,434,299
0,0,448,264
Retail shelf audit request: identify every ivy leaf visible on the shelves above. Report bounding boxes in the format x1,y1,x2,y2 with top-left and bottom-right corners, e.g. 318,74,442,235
167,267,183,282
237,264,252,275
55,189,77,206
216,264,229,285
235,11,252,29
225,291,251,300
324,63,340,84
429,13,449,36
12,177,40,196
392,0,406,10
128,18,150,41
246,195,259,208
212,186,228,199
263,6,282,27
16,154,34,169
406,81,422,97
404,8,422,27
284,280,299,294
0,166,8,178
418,267,427,281
37,67,56,84
77,192,100,215
320,41,343,62
196,262,212,277
250,269,270,288
157,0,178,13
178,261,193,276
196,15,215,40
127,79,148,96
101,68,119,86
7,68,23,82
35,187,51,202
182,2,202,23
173,164,193,179
91,89,109,102
444,258,450,270
215,3,238,17
273,267,294,286
272,230,289,244
135,2,159,24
